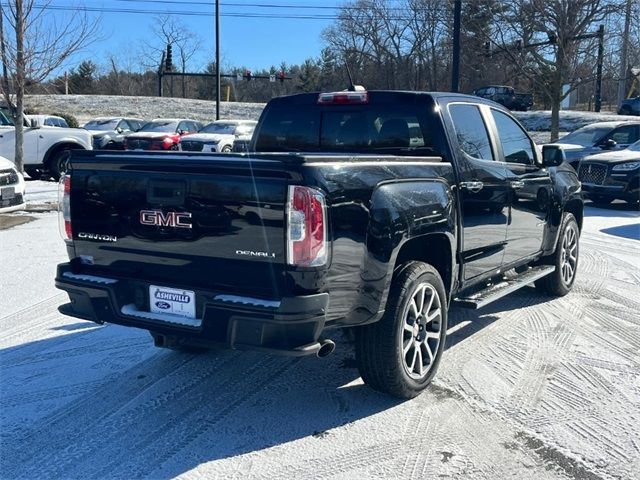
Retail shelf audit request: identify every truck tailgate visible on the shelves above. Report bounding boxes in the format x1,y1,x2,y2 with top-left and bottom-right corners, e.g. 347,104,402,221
69,152,292,297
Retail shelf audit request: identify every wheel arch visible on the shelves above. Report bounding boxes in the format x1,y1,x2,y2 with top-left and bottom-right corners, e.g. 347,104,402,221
361,179,457,317
393,233,456,301
563,197,583,232
43,141,87,169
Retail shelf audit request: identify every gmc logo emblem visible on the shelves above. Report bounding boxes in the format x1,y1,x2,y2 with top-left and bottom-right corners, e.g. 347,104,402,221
140,210,192,229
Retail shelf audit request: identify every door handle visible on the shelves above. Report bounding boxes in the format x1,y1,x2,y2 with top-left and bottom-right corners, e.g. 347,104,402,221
460,181,484,193
510,180,525,190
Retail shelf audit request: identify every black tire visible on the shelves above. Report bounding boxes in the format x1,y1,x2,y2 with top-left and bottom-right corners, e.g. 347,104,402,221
50,148,72,181
355,261,448,399
535,213,579,296
221,145,232,153
24,167,40,180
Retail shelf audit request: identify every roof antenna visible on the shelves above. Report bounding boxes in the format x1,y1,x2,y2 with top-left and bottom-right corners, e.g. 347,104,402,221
346,63,356,91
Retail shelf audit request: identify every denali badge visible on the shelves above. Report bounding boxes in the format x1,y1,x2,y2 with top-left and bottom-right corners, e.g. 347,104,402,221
236,249,276,258
140,210,192,229
78,232,118,242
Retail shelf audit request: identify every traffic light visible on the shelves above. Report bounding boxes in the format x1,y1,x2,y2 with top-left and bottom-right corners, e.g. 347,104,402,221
278,71,286,83
245,69,252,81
165,44,173,71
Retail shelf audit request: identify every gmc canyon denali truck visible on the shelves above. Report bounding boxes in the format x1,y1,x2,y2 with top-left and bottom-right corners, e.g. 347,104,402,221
55,90,583,398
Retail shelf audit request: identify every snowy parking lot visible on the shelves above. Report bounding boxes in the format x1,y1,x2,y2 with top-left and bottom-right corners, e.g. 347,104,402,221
1,181,639,479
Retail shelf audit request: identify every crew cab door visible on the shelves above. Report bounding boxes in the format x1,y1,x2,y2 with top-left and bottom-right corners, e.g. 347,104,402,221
0,112,39,164
488,108,550,265
446,103,510,281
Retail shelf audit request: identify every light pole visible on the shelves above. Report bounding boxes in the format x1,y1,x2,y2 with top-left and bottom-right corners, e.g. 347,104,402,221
451,0,461,93
215,0,220,120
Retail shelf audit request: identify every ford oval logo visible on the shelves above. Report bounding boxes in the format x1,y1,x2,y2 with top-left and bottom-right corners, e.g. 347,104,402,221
155,301,171,310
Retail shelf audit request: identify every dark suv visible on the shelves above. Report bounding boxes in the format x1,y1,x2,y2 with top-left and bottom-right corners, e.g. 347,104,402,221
473,85,533,111
618,96,640,116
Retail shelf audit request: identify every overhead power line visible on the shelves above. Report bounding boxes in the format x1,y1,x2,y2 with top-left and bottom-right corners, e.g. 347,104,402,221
9,2,421,21
18,3,340,19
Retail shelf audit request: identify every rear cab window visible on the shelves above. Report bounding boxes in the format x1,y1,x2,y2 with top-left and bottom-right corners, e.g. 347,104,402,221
253,92,444,158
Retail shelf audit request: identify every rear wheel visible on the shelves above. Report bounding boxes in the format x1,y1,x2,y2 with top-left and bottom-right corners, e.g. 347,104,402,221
355,261,447,399
221,145,232,153
24,167,41,180
535,213,579,296
50,148,72,181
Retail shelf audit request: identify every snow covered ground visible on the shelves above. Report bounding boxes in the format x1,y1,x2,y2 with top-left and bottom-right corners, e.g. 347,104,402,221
514,110,639,133
26,94,265,125
1,204,639,479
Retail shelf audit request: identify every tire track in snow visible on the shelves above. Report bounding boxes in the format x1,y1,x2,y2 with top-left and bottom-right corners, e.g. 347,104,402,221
1,350,205,478
116,356,302,480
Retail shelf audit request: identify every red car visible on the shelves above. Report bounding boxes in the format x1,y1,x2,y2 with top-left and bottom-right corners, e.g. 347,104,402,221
124,118,203,151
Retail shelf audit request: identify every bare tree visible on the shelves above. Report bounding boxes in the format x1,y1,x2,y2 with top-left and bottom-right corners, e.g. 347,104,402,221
139,15,201,97
0,0,99,172
488,0,622,140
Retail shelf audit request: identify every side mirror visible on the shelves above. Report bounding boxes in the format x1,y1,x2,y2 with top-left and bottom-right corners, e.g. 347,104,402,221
601,138,617,149
178,129,188,135
30,119,39,129
541,145,565,167
116,127,123,134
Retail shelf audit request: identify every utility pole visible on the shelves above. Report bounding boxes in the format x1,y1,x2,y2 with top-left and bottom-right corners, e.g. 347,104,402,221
451,0,461,93
594,24,604,112
618,0,632,104
215,0,220,120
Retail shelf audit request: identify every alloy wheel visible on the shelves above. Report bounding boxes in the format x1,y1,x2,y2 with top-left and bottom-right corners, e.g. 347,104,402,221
400,283,442,380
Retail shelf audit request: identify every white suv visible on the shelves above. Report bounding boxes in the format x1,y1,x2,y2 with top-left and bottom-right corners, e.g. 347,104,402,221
0,108,92,180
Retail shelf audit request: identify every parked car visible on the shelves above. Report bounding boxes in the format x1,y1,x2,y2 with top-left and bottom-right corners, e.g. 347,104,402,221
180,120,257,153
124,119,203,151
618,96,640,116
56,89,582,399
578,139,640,206
472,85,533,111
0,155,26,213
547,121,640,170
84,117,145,150
27,115,69,128
0,107,92,180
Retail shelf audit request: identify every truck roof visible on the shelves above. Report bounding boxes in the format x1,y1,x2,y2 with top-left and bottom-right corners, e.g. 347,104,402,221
268,90,508,112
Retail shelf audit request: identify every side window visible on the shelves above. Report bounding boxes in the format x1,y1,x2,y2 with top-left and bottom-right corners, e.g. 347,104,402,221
476,88,486,96
607,125,638,145
177,121,188,133
449,104,494,161
58,118,69,128
486,87,496,95
117,120,130,132
491,109,535,165
44,117,55,126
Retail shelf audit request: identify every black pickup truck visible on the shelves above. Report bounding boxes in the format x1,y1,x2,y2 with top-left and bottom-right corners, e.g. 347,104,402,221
55,90,583,398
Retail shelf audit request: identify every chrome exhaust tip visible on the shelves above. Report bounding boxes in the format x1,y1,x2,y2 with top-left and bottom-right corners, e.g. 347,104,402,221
317,338,336,358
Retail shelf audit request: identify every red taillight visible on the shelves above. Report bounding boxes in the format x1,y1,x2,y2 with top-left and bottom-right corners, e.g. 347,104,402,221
58,174,72,241
317,91,368,105
287,186,327,267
